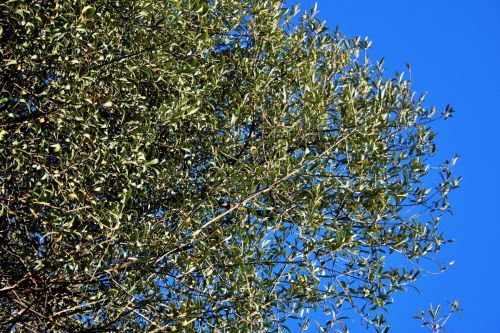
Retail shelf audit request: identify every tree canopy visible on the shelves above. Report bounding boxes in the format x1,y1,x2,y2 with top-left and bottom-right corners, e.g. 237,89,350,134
0,0,459,331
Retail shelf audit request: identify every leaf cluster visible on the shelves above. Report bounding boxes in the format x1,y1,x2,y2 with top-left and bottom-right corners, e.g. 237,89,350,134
0,0,459,331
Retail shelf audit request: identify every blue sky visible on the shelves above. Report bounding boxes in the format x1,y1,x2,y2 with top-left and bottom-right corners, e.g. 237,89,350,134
290,0,500,332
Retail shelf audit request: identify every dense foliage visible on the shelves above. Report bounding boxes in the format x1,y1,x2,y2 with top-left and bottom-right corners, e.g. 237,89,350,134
0,0,459,331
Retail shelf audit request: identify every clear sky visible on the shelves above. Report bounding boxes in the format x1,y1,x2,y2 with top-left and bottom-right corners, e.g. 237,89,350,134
289,0,500,332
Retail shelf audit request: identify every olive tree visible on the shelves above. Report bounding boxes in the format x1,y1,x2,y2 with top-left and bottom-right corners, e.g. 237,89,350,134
0,0,459,331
